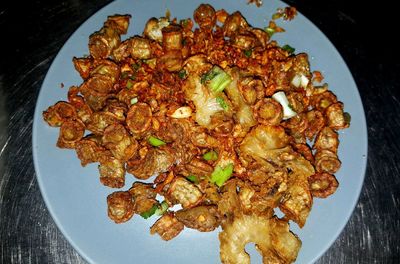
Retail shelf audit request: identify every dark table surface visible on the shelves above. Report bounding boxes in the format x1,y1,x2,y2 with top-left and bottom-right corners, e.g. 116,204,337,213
1,0,399,263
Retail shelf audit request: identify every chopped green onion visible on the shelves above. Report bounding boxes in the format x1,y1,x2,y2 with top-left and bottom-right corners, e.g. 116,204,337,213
155,201,169,216
201,66,232,93
130,97,138,105
181,19,189,27
244,49,252,58
344,112,351,125
265,27,275,37
272,8,284,20
140,204,158,219
216,97,229,111
288,103,296,112
201,68,219,84
148,136,166,147
272,12,283,20
186,175,199,184
178,69,187,79
126,80,134,89
121,72,130,79
210,163,234,187
282,44,295,54
132,62,141,71
203,150,218,161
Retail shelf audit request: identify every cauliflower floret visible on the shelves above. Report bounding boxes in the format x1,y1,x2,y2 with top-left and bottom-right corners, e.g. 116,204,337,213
219,213,301,264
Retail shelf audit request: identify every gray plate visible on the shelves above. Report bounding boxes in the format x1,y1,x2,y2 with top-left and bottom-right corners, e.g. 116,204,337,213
32,0,368,263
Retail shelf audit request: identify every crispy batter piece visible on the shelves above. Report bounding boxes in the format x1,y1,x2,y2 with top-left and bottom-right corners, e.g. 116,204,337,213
176,205,221,232
308,172,339,198
99,153,126,188
129,182,158,214
89,15,130,59
254,98,283,125
107,191,134,223
75,135,105,166
57,119,85,149
150,213,184,241
102,123,138,161
167,177,203,208
314,149,341,174
126,102,152,135
43,101,77,127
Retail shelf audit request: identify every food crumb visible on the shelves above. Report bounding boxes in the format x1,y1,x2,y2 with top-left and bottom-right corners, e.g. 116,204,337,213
312,71,324,83
273,6,298,21
247,0,263,7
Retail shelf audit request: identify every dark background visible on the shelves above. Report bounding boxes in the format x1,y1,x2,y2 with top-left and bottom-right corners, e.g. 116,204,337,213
1,0,399,263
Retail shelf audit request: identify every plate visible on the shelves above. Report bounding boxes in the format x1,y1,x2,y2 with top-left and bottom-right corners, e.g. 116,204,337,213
32,0,368,263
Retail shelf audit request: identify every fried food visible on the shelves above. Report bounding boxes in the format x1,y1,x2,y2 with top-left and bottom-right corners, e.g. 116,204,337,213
150,213,184,241
219,213,301,264
107,191,135,223
43,4,349,263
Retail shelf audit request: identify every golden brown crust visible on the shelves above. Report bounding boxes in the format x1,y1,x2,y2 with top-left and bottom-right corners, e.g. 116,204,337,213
308,172,339,198
57,119,85,149
75,135,105,166
150,213,184,241
107,191,134,223
126,103,152,135
43,101,77,127
99,153,126,188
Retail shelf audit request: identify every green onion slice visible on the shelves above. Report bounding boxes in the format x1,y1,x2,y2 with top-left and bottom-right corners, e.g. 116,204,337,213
148,136,166,147
178,69,187,79
210,163,234,187
216,97,229,111
344,112,351,125
140,204,158,219
126,80,134,89
203,150,218,161
244,49,252,58
186,175,199,184
282,44,295,54
265,27,275,37
130,97,138,105
201,66,232,93
155,201,169,216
